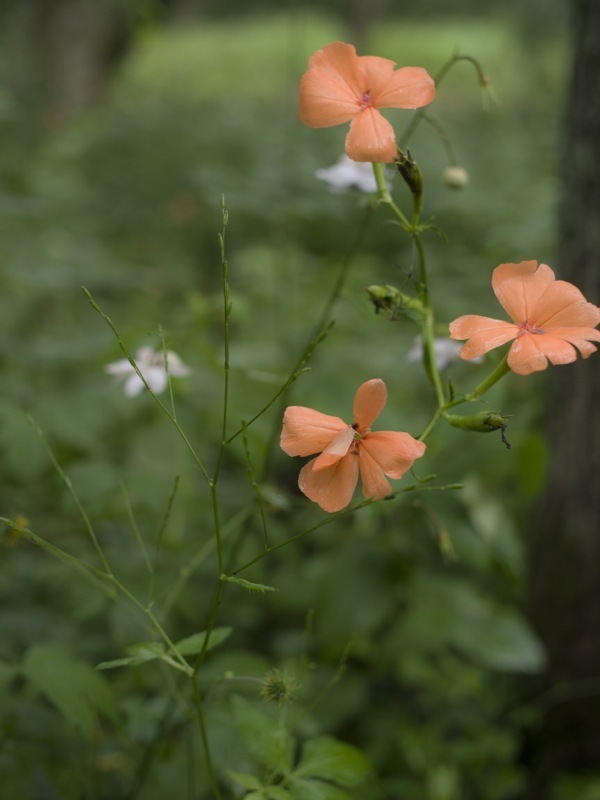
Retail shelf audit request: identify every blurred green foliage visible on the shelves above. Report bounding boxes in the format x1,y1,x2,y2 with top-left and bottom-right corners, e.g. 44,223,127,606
1,6,593,799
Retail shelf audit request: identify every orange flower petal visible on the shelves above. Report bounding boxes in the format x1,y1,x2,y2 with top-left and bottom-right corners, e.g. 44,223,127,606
492,261,554,323
298,453,359,512
299,41,364,128
280,406,346,457
357,445,393,500
550,327,600,355
312,426,355,470
508,333,578,375
361,430,426,480
532,281,600,329
449,316,517,359
353,378,387,429
359,58,436,109
345,107,398,162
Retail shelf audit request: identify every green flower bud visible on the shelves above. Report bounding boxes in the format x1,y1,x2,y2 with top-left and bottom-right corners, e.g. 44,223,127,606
365,285,425,319
443,411,511,448
396,149,424,202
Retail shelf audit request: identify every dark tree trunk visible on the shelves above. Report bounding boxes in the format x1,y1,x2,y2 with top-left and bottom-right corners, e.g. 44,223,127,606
527,0,600,794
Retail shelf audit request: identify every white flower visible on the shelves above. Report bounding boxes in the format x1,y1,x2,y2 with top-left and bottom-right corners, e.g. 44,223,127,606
105,346,191,397
316,154,382,194
407,336,483,371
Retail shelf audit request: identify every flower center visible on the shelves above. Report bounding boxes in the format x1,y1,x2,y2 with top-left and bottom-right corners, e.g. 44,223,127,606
517,319,545,337
359,90,373,110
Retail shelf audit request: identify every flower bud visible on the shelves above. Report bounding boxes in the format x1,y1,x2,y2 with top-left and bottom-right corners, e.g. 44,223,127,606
396,149,424,199
443,166,469,189
365,285,424,318
443,411,511,448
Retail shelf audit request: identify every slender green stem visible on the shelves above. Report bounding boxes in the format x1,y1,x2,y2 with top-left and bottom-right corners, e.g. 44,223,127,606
419,354,511,440
26,415,113,575
83,288,211,485
225,321,334,444
463,354,510,401
155,475,180,564
376,162,447,416
158,325,177,422
372,162,411,229
121,480,153,577
4,515,191,675
157,506,252,621
106,575,192,674
372,161,392,204
417,409,441,443
258,203,372,481
226,480,458,577
243,423,269,549
2,516,114,595
192,676,221,800
400,52,491,146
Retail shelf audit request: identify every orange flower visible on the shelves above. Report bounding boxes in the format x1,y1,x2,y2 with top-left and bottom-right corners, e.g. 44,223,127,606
280,379,426,512
299,41,436,163
449,261,600,375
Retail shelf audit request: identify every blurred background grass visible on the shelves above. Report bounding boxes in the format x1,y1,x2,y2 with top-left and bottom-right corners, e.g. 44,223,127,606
0,1,587,798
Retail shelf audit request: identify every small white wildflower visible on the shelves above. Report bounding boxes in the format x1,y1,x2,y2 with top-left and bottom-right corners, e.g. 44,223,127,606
316,154,383,194
105,346,191,397
407,336,483,371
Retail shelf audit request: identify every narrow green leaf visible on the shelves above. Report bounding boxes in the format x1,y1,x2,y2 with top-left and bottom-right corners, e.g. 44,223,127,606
265,786,295,800
23,645,117,740
128,641,166,659
294,737,370,788
96,641,166,670
171,626,232,655
223,575,279,593
227,770,262,790
287,778,352,800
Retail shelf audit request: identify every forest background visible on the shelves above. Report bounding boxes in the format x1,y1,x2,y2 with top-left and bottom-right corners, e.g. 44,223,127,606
1,0,599,798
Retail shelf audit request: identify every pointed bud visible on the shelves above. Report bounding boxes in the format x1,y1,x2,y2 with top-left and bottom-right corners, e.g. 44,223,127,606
396,149,424,205
444,411,511,448
365,285,425,319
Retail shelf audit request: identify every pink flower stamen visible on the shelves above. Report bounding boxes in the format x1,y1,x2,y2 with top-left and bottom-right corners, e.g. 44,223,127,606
360,90,373,110
449,261,600,375
280,379,426,511
517,319,545,336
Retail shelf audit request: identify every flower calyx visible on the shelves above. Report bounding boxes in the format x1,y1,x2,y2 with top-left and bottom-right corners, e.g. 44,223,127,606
443,410,511,449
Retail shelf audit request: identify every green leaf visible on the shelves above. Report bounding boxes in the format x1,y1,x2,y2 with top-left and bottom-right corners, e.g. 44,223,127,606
171,626,232,655
265,786,295,800
96,641,166,670
231,695,294,774
22,644,117,740
398,575,546,674
287,778,353,800
223,575,279,593
227,770,262,790
294,737,371,788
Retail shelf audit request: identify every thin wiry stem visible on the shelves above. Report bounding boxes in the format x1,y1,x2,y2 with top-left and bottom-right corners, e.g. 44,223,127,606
83,288,211,486
26,414,113,575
